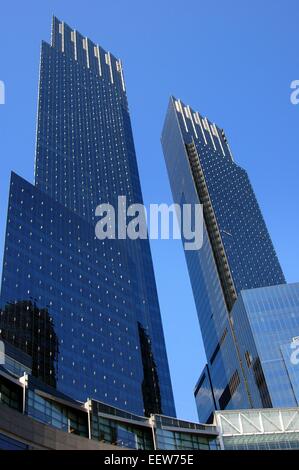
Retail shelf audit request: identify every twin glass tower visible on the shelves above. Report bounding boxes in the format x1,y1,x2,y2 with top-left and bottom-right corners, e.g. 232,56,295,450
1,17,299,424
0,18,175,418
162,98,299,422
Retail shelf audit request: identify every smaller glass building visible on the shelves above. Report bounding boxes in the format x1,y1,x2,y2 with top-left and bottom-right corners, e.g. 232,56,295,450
195,283,299,417
153,415,219,450
231,282,299,409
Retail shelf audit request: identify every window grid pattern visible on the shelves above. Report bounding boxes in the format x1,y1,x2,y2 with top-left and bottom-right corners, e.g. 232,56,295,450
0,17,175,418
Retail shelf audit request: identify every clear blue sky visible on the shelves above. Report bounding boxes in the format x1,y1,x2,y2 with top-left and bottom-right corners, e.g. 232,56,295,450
0,0,298,422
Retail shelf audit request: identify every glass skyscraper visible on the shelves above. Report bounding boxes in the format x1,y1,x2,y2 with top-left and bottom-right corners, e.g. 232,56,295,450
231,283,299,409
161,97,298,422
0,17,175,418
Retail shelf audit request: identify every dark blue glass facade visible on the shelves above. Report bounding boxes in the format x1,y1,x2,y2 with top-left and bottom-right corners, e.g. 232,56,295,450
231,283,299,408
161,97,288,422
0,18,175,418
36,17,143,221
